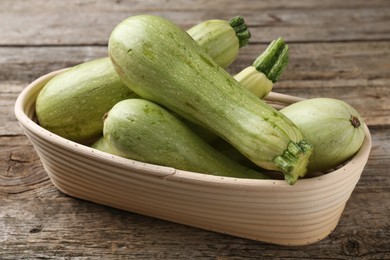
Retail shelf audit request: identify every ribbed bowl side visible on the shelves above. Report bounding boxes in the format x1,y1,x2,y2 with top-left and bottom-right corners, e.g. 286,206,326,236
14,70,372,246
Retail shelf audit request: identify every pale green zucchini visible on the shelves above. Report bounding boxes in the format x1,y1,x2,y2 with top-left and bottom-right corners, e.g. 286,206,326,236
187,16,250,68
234,37,288,98
280,98,366,173
36,16,250,143
104,99,268,179
36,58,137,143
91,134,112,153
92,37,289,150
108,15,312,184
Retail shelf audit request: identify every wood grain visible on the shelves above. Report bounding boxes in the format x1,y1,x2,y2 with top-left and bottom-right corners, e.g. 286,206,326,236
0,0,389,45
1,0,389,258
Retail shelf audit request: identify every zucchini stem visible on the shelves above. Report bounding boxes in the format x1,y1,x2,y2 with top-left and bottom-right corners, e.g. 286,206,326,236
252,37,289,83
229,16,251,48
273,140,313,185
350,115,361,128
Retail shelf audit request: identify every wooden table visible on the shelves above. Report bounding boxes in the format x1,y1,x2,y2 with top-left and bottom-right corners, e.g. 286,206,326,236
1,1,389,259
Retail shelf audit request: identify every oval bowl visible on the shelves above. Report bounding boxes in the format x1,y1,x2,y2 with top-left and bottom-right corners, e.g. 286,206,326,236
14,69,372,246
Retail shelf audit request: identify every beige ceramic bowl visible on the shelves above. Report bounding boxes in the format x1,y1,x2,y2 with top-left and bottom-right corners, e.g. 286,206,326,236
14,69,372,246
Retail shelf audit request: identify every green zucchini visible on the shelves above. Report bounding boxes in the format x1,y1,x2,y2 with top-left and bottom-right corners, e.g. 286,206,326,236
36,58,137,143
36,16,250,143
91,134,112,153
92,37,290,150
103,99,268,179
280,98,366,173
187,16,250,68
108,15,312,184
233,37,288,98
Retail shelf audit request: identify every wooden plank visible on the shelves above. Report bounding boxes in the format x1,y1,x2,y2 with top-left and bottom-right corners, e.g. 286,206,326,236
0,82,23,136
0,128,389,258
2,41,389,132
0,0,389,45
0,136,49,195
0,47,107,82
2,41,388,84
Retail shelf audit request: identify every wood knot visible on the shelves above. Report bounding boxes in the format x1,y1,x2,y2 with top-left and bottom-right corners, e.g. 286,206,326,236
29,225,43,234
343,238,362,256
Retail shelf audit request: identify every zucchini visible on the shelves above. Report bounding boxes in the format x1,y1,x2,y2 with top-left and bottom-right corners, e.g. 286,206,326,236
36,58,137,143
280,98,366,173
91,134,112,153
108,15,312,184
103,99,268,179
187,16,250,68
92,37,290,150
233,37,288,98
36,16,250,143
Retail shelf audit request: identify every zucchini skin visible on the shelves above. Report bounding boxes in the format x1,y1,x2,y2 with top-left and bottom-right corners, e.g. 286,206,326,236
103,99,268,179
109,15,312,184
36,58,137,143
280,98,366,173
91,134,112,153
233,66,273,99
187,19,239,68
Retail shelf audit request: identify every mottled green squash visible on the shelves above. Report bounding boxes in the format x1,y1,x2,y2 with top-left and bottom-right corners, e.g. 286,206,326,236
281,98,366,173
108,15,312,184
36,58,137,143
104,99,268,179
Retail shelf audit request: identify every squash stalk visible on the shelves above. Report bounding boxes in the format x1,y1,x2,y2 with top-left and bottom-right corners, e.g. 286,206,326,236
273,141,313,184
253,37,289,83
229,16,251,48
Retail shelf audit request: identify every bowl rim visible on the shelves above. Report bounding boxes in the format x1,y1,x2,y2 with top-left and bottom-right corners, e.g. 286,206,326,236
14,69,372,189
